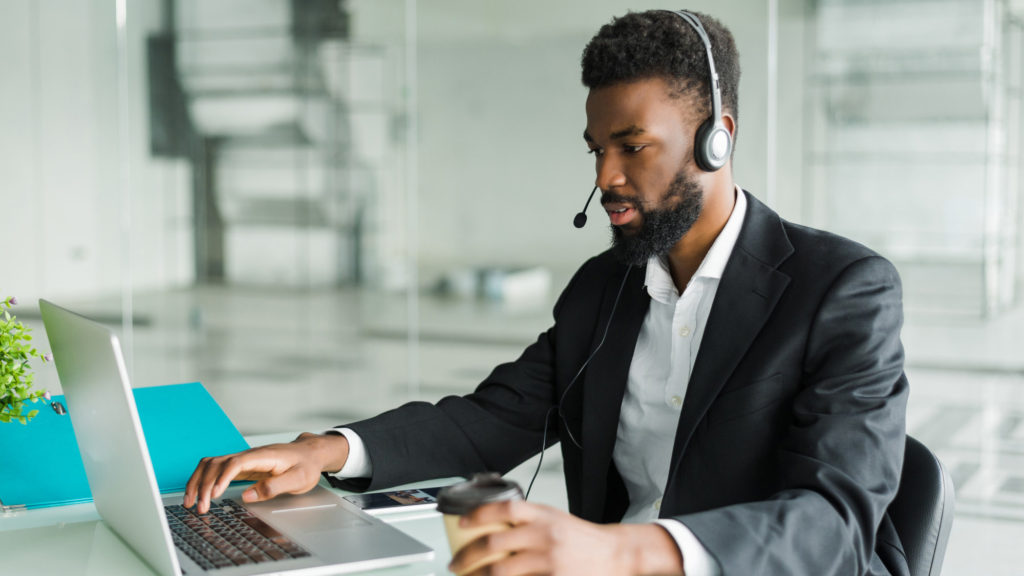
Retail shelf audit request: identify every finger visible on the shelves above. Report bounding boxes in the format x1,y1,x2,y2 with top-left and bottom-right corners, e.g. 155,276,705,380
196,450,293,510
243,464,319,502
463,499,547,528
451,525,548,575
183,457,213,508
208,454,280,502
185,446,282,510
466,551,551,576
194,452,265,513
487,523,551,554
195,456,230,514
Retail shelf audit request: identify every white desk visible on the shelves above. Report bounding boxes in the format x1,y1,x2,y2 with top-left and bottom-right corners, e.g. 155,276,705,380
0,433,460,576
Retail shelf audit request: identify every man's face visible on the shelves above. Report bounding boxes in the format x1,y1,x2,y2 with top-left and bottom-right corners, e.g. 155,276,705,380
584,77,706,265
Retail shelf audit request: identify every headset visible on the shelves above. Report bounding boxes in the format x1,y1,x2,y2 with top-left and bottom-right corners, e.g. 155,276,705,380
671,9,733,173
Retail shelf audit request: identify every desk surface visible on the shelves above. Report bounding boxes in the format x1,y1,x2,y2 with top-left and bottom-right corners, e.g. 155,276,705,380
0,432,460,576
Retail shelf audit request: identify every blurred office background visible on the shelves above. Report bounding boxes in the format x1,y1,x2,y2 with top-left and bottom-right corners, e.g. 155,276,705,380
3,0,1024,572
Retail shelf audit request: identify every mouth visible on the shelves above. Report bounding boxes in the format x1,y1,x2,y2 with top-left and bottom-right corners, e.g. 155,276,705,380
603,202,637,227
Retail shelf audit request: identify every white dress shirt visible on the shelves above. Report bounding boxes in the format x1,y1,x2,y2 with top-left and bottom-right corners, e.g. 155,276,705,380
614,186,746,576
329,186,747,576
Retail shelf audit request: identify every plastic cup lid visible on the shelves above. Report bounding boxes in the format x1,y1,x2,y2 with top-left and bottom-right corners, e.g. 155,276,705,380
436,473,524,515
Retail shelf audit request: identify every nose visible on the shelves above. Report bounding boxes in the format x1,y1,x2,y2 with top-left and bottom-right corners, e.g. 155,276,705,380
594,154,626,191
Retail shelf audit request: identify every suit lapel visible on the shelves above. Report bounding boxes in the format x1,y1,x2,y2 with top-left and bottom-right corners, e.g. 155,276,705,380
666,193,794,486
579,263,649,522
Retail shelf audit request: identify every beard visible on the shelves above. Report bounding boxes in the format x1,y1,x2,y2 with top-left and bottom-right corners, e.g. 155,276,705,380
608,170,704,266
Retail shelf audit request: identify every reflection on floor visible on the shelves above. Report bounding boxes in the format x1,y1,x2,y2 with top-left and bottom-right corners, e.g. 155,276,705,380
22,285,1024,575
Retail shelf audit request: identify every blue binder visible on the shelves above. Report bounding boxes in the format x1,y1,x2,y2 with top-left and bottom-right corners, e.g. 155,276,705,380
0,382,250,511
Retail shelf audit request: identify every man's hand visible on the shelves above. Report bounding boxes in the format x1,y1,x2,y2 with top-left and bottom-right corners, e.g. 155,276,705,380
448,500,684,576
183,432,349,514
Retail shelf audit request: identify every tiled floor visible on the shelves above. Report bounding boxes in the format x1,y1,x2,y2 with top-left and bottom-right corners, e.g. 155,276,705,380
18,284,1024,574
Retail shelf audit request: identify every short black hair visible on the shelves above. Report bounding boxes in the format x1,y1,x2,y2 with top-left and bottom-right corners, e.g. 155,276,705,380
581,10,740,125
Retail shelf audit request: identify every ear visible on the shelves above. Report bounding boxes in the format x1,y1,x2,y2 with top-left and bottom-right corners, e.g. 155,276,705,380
721,112,736,137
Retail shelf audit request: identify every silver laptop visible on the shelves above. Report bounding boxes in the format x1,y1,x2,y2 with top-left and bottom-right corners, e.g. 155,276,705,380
39,299,434,576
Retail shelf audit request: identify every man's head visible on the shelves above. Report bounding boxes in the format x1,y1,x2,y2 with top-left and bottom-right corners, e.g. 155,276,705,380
581,10,740,131
580,11,741,266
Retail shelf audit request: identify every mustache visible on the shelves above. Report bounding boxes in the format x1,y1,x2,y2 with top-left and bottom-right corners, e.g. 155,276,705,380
600,191,650,209
601,177,702,211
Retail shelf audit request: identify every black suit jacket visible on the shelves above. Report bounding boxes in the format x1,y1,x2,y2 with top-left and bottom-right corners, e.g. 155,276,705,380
333,191,910,576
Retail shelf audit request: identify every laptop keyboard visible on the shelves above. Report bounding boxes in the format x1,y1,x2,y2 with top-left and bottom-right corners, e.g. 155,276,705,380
166,499,311,571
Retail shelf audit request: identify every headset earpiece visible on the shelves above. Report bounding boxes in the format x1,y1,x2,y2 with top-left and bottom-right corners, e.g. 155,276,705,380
694,116,732,172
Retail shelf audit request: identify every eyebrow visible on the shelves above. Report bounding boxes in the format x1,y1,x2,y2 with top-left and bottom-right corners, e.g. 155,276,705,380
583,125,647,143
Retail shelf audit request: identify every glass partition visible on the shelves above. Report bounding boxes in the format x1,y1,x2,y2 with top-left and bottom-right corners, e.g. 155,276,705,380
777,0,1024,562
802,0,1021,318
1,0,129,399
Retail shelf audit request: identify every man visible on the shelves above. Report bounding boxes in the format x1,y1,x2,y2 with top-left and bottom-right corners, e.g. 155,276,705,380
186,10,909,576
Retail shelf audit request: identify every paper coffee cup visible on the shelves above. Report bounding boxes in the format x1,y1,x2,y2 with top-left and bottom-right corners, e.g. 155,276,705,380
437,473,524,575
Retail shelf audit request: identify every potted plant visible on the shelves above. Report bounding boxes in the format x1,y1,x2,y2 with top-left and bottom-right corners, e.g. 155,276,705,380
0,296,51,424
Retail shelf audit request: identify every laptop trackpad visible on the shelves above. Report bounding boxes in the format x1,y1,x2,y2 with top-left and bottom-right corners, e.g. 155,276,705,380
267,504,371,534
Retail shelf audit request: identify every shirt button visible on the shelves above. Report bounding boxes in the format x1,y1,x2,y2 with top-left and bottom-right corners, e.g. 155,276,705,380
670,395,683,408
678,326,691,337
654,498,662,511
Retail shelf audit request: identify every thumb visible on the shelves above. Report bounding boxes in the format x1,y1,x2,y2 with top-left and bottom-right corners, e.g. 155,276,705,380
243,467,315,502
244,476,285,502
241,485,264,503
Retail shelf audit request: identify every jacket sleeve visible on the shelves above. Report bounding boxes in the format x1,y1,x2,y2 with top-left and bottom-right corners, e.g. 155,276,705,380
326,260,594,492
678,255,909,576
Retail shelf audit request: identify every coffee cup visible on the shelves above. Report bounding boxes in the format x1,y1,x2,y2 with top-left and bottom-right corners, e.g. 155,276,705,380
437,473,524,575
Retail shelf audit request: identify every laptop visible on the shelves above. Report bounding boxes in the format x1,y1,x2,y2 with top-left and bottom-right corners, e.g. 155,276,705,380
39,299,434,576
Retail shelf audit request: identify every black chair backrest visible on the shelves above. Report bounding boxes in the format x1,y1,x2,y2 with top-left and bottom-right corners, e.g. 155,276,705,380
888,435,955,576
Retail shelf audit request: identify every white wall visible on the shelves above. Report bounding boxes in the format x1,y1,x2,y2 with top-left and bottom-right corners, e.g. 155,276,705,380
0,0,192,303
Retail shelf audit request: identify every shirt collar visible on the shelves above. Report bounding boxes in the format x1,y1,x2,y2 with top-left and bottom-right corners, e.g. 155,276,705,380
643,185,748,303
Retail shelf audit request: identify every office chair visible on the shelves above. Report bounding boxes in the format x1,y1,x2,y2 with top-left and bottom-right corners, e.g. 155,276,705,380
888,435,955,576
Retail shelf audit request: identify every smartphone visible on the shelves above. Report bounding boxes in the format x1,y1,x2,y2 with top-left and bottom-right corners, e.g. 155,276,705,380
342,487,443,515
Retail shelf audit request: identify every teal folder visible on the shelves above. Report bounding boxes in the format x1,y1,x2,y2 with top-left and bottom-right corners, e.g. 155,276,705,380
0,382,250,511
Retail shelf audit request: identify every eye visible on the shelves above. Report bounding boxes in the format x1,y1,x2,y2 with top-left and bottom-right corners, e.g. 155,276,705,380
587,148,604,158
623,144,645,154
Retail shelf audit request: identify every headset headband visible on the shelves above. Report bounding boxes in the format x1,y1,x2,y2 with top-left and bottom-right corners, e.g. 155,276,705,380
666,9,723,127
661,9,731,171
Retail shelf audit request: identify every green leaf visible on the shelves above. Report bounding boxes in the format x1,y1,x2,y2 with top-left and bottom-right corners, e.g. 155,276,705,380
27,409,38,419
0,414,9,423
